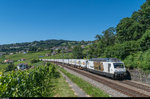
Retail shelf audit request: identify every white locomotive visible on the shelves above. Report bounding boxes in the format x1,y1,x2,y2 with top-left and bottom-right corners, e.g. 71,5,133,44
41,58,127,79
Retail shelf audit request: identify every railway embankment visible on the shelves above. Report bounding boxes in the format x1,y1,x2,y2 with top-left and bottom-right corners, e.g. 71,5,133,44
56,64,127,97
56,64,110,97
54,62,150,97
58,70,89,97
127,69,150,85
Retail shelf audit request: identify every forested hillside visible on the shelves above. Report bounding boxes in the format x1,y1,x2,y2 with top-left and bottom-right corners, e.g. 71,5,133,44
83,0,150,71
0,39,90,53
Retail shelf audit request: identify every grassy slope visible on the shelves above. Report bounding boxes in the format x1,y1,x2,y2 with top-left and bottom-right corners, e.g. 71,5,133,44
55,64,110,97
52,70,77,97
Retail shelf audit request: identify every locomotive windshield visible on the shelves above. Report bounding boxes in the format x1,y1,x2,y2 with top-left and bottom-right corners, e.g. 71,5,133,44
113,63,124,68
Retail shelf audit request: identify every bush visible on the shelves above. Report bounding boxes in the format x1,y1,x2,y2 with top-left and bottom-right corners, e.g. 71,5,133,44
31,59,40,64
139,29,150,51
123,49,150,70
0,65,57,97
103,40,140,59
5,63,16,72
46,62,51,66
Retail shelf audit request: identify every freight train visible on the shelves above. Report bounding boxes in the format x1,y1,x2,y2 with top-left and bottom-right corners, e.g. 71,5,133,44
41,58,127,79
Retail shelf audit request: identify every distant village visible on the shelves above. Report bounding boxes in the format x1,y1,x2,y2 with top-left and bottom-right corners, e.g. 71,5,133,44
0,43,92,70
0,43,91,57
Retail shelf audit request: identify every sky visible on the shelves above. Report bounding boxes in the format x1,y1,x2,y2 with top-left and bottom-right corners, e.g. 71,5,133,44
0,0,146,45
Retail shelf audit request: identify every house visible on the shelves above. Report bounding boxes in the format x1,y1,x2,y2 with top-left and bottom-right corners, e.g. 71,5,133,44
23,52,27,54
87,43,93,45
9,53,14,55
4,60,9,63
51,52,57,56
55,47,61,50
50,47,56,50
66,49,72,53
81,45,86,48
4,59,13,64
17,63,28,70
71,46,75,49
21,58,26,61
45,53,50,56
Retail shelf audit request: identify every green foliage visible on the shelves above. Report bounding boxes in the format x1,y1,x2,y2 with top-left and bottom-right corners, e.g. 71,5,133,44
31,59,40,64
137,0,150,29
103,40,140,59
0,64,8,72
116,0,150,43
29,47,38,52
72,45,84,59
0,64,57,97
124,49,150,70
5,63,16,72
46,62,51,66
116,18,144,43
139,29,150,51
101,27,116,46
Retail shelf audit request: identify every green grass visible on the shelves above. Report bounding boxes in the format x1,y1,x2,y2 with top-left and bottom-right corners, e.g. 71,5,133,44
55,64,110,97
4,50,50,61
52,71,77,97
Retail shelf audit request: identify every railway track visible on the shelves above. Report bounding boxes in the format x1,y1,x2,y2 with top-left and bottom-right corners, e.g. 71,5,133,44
120,80,150,92
52,62,150,97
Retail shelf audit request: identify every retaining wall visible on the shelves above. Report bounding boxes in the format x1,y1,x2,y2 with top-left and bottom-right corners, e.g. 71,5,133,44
127,69,150,85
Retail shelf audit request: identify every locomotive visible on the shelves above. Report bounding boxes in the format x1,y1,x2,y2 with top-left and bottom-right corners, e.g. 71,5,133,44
41,58,127,79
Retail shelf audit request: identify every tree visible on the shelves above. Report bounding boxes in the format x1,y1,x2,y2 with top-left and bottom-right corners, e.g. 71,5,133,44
116,0,150,43
29,47,38,52
116,18,144,43
138,0,150,29
72,45,84,59
102,27,116,46
95,34,102,41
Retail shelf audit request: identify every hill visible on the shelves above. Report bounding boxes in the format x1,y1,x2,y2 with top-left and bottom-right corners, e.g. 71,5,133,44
0,39,91,54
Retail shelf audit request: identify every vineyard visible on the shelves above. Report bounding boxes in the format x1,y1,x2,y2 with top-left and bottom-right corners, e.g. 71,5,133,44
0,63,58,97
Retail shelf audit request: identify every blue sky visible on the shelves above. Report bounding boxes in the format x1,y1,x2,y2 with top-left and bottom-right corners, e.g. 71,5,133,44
0,0,146,45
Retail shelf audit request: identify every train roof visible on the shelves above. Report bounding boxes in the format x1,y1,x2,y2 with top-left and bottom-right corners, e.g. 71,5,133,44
89,58,122,62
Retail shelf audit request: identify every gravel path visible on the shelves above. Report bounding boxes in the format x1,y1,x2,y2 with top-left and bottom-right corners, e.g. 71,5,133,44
58,65,129,97
58,70,89,97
